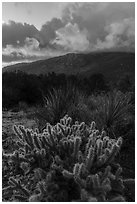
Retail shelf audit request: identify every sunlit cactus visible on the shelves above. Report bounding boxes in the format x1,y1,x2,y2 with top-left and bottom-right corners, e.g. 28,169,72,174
3,115,134,201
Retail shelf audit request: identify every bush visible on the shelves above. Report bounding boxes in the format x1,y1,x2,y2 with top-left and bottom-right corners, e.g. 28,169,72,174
3,115,134,201
33,85,86,130
87,91,134,137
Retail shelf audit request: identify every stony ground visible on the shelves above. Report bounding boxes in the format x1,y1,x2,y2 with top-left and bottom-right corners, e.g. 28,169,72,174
3,111,36,134
2,111,37,154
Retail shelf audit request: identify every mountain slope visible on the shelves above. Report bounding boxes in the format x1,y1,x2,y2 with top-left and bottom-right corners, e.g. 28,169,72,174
2,52,135,81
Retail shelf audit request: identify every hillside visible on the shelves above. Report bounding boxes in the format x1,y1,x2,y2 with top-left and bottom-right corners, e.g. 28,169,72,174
2,52,135,81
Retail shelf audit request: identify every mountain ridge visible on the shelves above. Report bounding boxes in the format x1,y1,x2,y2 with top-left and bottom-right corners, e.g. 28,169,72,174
2,52,135,81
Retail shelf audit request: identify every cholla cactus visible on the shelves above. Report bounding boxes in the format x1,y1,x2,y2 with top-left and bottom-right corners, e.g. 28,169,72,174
3,115,134,201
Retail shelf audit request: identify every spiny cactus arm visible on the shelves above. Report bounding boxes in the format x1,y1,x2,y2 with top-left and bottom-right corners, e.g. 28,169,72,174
63,161,86,180
67,139,74,154
16,140,24,149
26,129,35,150
101,130,107,138
79,122,86,131
105,144,119,165
91,174,111,201
102,136,110,148
73,163,80,177
117,137,123,146
8,177,30,197
18,126,31,145
60,117,66,126
60,115,71,127
101,178,111,193
73,137,81,160
85,146,95,171
96,139,103,158
92,174,100,189
33,134,42,149
57,123,66,135
42,135,52,149
78,151,84,163
101,165,111,182
66,116,72,126
62,170,73,179
46,123,52,135
25,144,32,154
85,137,93,156
64,126,72,136
78,163,86,177
115,166,122,180
96,138,121,168
13,125,23,140
90,121,96,130
48,131,58,148
54,155,63,165
72,124,79,134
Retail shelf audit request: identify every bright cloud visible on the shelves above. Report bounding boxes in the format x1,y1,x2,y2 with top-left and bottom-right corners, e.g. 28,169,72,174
52,23,90,52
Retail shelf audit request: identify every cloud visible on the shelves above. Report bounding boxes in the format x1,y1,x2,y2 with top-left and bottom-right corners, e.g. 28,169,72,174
35,18,64,48
2,19,66,65
2,20,39,47
58,2,135,51
2,37,65,64
3,38,41,60
2,3,135,66
95,18,135,51
52,23,89,52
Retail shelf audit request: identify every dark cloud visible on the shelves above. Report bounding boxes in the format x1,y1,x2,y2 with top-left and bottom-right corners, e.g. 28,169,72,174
2,20,39,47
35,18,65,48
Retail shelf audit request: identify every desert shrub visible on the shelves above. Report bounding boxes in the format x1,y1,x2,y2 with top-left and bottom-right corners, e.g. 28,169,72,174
117,75,132,93
86,73,109,94
34,84,87,130
3,115,134,201
2,71,109,109
87,91,134,138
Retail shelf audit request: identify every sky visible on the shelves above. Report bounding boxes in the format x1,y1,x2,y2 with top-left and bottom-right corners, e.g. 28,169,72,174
2,2,135,67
